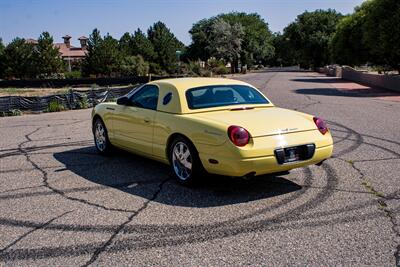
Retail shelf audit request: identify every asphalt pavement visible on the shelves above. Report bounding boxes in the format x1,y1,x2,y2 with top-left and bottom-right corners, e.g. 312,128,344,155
0,70,399,266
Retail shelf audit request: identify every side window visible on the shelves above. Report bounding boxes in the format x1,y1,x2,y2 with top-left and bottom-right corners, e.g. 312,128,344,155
129,85,159,110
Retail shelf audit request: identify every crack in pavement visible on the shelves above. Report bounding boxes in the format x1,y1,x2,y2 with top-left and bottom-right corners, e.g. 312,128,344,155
17,125,140,213
327,118,400,266
336,156,400,266
293,94,322,111
81,177,170,267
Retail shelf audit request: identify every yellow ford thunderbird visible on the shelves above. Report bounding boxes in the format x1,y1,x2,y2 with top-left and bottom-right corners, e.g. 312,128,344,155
92,78,333,184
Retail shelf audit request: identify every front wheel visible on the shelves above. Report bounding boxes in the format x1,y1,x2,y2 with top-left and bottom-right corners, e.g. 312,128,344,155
169,137,202,185
93,118,112,155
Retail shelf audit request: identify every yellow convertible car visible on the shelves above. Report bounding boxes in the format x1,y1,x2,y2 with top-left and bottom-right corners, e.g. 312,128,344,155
92,78,333,184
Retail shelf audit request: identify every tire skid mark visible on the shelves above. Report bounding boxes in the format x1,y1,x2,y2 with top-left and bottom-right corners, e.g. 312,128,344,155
330,128,400,147
0,170,390,260
328,121,364,158
0,140,93,159
0,211,73,253
0,161,345,261
330,128,353,146
0,185,45,195
0,179,164,200
0,194,382,237
0,209,389,262
1,172,389,236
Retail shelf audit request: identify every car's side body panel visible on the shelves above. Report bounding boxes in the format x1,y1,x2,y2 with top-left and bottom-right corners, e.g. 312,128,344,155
92,78,334,177
112,105,157,157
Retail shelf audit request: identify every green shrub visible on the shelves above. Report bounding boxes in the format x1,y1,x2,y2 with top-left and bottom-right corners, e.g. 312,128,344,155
47,100,65,112
77,95,88,109
65,70,82,79
10,109,22,116
0,109,22,117
105,97,117,103
149,63,167,76
213,65,230,75
201,69,213,77
183,61,201,76
207,58,230,75
120,55,149,76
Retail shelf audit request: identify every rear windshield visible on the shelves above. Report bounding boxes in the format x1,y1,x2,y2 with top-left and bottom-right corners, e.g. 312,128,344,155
186,85,269,109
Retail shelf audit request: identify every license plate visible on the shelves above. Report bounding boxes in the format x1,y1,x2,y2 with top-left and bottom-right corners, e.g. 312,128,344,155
274,144,315,164
285,147,300,162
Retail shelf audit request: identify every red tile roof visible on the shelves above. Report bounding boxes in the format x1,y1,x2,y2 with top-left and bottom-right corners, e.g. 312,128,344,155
54,43,87,58
25,38,38,44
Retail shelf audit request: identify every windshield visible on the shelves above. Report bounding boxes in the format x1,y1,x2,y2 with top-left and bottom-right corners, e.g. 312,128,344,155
186,85,269,109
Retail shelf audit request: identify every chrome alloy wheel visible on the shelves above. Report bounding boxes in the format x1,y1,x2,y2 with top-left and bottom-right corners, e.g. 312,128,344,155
94,121,107,152
172,141,193,180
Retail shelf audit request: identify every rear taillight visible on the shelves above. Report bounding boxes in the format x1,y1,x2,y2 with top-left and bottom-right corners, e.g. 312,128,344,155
228,126,250,147
313,117,328,135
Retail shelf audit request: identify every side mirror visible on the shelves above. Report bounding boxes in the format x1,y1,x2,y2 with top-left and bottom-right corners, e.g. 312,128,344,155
117,96,129,105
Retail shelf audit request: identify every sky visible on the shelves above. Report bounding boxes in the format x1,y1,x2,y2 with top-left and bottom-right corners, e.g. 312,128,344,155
0,0,365,46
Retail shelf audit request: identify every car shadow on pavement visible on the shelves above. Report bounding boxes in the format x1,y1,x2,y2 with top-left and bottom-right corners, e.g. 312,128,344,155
54,146,302,208
291,78,344,84
295,87,400,98
292,78,400,98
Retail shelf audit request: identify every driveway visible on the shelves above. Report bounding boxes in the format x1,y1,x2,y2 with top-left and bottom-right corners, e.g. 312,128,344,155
0,71,399,266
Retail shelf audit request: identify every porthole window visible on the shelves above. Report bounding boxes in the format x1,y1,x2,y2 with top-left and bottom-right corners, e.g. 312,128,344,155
163,92,172,105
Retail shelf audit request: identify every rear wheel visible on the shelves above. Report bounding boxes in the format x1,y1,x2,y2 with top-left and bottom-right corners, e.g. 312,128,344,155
169,137,202,185
93,118,112,155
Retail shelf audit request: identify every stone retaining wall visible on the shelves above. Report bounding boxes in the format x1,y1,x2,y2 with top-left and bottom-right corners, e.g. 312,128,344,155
319,66,400,92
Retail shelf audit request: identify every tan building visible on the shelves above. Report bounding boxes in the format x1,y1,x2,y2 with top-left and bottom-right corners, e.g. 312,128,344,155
54,35,88,71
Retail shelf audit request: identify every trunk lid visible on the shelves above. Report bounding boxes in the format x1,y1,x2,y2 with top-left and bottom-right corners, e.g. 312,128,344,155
191,107,316,137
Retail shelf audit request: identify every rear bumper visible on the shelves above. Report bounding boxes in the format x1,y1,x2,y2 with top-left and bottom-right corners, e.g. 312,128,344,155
200,144,333,177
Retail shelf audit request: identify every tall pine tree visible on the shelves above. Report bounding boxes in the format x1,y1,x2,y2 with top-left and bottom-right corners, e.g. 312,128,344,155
148,22,184,74
34,32,63,77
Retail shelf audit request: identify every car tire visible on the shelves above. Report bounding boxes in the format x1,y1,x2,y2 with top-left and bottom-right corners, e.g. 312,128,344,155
169,136,203,186
93,118,112,155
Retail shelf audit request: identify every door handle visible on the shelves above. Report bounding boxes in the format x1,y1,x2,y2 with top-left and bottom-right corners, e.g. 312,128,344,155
144,118,151,123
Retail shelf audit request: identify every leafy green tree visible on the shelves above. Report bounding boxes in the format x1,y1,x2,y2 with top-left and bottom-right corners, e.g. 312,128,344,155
187,18,215,62
148,21,185,74
3,38,35,78
283,9,342,68
208,18,244,73
218,12,274,67
33,32,63,77
271,33,298,67
120,55,149,76
330,11,369,66
188,12,274,69
362,0,400,73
